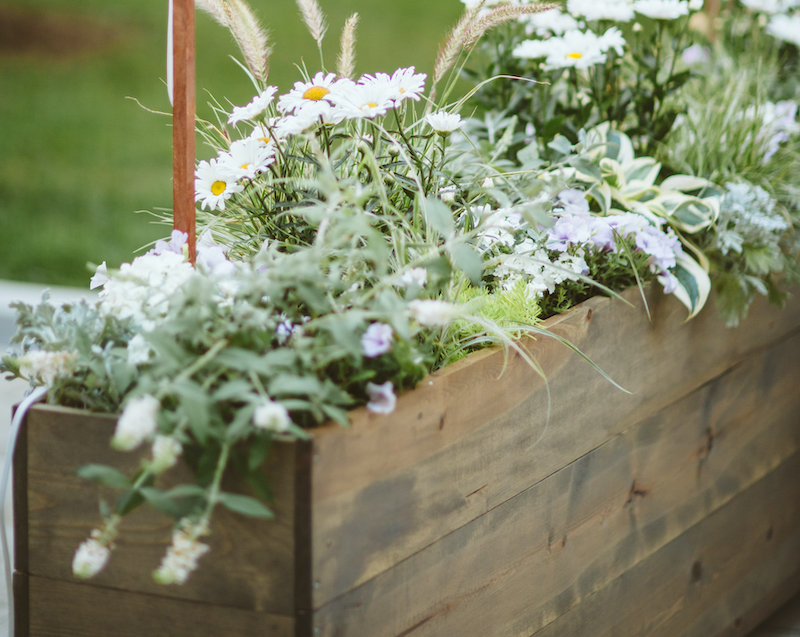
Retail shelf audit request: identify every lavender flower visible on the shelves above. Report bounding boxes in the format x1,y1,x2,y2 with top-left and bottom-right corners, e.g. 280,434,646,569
361,323,393,357
366,381,397,414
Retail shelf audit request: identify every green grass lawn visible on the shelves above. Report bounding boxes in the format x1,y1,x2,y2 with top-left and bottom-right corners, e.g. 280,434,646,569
0,0,463,287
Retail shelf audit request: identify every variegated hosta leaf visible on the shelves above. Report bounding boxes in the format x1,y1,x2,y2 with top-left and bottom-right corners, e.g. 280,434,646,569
670,254,712,319
650,192,718,233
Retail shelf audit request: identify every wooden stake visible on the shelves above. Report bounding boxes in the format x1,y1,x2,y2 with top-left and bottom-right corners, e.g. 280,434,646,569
172,0,196,263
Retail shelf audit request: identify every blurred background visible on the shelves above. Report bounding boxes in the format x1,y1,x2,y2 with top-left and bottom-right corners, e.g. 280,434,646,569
0,0,464,287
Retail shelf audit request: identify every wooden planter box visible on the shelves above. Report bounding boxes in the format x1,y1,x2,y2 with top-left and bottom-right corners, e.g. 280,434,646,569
13,285,800,637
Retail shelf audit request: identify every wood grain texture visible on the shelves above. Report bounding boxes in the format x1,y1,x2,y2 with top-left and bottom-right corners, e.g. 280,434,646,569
14,572,29,637
531,452,800,637
172,0,196,262
309,331,800,637
310,286,800,606
26,575,295,637
22,405,300,615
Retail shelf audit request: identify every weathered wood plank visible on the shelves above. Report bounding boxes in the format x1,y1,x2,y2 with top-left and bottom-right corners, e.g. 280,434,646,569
26,575,295,637
14,571,29,637
310,286,800,605
309,331,800,636
23,405,300,615
530,453,800,637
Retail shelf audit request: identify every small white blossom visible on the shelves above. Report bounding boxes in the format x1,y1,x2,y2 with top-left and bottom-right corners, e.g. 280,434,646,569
253,400,292,433
361,323,393,357
72,537,111,579
153,519,210,585
425,111,464,133
150,435,183,474
408,299,460,326
112,394,160,451
365,381,397,415
19,349,77,386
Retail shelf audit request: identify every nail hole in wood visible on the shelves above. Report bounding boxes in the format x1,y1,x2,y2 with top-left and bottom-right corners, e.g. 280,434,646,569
585,307,593,322
767,526,774,541
691,560,702,582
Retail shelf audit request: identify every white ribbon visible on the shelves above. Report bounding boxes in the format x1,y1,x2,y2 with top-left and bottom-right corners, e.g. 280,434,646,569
167,0,174,106
2,385,47,637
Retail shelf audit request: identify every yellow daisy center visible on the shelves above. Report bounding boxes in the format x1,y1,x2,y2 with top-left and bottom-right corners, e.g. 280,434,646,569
240,163,250,170
211,180,227,196
259,136,271,144
366,102,378,108
566,52,583,59
302,85,330,101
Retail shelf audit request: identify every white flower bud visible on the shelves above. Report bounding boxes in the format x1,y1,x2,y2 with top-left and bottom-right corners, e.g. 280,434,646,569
153,519,210,585
408,299,460,326
72,538,111,579
253,400,292,433
150,435,183,474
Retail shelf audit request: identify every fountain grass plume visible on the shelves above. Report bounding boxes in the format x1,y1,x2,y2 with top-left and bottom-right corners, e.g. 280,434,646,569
337,13,359,80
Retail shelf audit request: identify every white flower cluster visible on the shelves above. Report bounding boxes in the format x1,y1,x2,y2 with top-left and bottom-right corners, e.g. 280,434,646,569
153,518,211,585
494,241,590,300
195,67,427,212
19,349,77,386
513,27,626,70
91,230,236,329
112,394,160,451
92,252,194,328
72,535,111,579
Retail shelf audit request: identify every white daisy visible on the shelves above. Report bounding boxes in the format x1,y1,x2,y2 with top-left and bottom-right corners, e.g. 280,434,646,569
220,138,275,180
247,119,285,146
330,81,397,120
361,67,427,104
513,38,554,60
740,0,786,12
277,72,352,116
543,29,612,70
194,158,244,211
522,9,581,36
274,108,327,137
228,86,278,125
425,111,465,133
634,0,690,20
766,13,800,46
567,0,636,22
